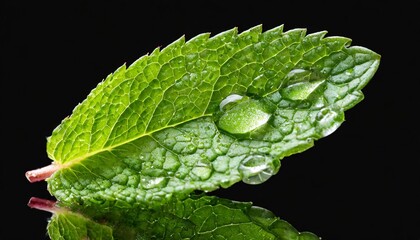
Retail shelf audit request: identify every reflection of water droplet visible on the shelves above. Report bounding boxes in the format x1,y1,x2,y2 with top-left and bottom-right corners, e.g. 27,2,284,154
191,161,213,180
217,99,272,134
316,107,343,137
140,169,168,189
219,94,244,111
238,155,277,185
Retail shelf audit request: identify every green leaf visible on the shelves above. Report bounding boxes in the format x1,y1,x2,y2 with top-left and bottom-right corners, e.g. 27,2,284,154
42,24,380,208
47,195,320,240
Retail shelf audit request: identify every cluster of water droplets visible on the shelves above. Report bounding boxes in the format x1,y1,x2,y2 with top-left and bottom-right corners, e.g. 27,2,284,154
213,67,331,185
135,67,336,190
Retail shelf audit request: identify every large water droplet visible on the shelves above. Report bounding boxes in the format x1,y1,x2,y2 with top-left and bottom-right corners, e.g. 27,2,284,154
217,99,272,134
315,107,344,137
219,94,244,111
238,155,278,185
140,169,168,189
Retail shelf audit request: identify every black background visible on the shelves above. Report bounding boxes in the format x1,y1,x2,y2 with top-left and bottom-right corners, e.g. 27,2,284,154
1,1,419,239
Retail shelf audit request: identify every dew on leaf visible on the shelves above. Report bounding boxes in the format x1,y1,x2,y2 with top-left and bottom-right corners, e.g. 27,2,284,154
315,107,344,137
212,156,229,173
284,69,311,84
140,169,168,189
238,155,277,185
280,79,325,101
217,99,272,134
190,161,213,180
162,151,180,172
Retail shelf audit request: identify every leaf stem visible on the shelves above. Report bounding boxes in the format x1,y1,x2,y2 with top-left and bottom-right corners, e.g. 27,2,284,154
25,164,59,182
27,197,58,213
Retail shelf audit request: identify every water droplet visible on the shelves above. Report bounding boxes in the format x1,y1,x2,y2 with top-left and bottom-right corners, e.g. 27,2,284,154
163,151,180,171
281,79,325,101
212,156,229,173
219,94,244,111
138,153,150,161
315,107,344,137
140,169,168,189
238,155,278,185
258,147,271,154
185,144,197,154
250,74,266,92
191,161,213,180
345,69,354,75
285,69,311,84
217,99,272,134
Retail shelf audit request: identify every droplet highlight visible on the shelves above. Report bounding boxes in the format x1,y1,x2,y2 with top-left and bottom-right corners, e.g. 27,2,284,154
219,94,244,111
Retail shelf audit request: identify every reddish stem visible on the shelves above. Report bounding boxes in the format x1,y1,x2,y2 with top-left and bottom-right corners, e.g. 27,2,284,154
25,164,59,183
27,197,58,213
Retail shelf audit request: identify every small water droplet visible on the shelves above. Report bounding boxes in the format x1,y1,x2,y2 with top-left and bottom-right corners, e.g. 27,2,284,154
258,147,271,154
212,156,229,173
281,79,325,101
315,107,343,137
163,151,180,171
285,69,311,84
250,74,266,92
191,161,213,180
219,94,244,111
140,169,168,189
320,69,329,75
217,99,272,134
238,155,278,185
138,153,150,162
185,144,197,154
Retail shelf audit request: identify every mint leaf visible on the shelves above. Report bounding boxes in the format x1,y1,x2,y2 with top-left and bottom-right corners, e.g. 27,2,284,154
38,195,320,239
28,24,380,209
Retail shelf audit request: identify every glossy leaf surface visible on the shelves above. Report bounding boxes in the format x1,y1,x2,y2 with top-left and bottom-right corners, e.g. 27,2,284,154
44,24,380,209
